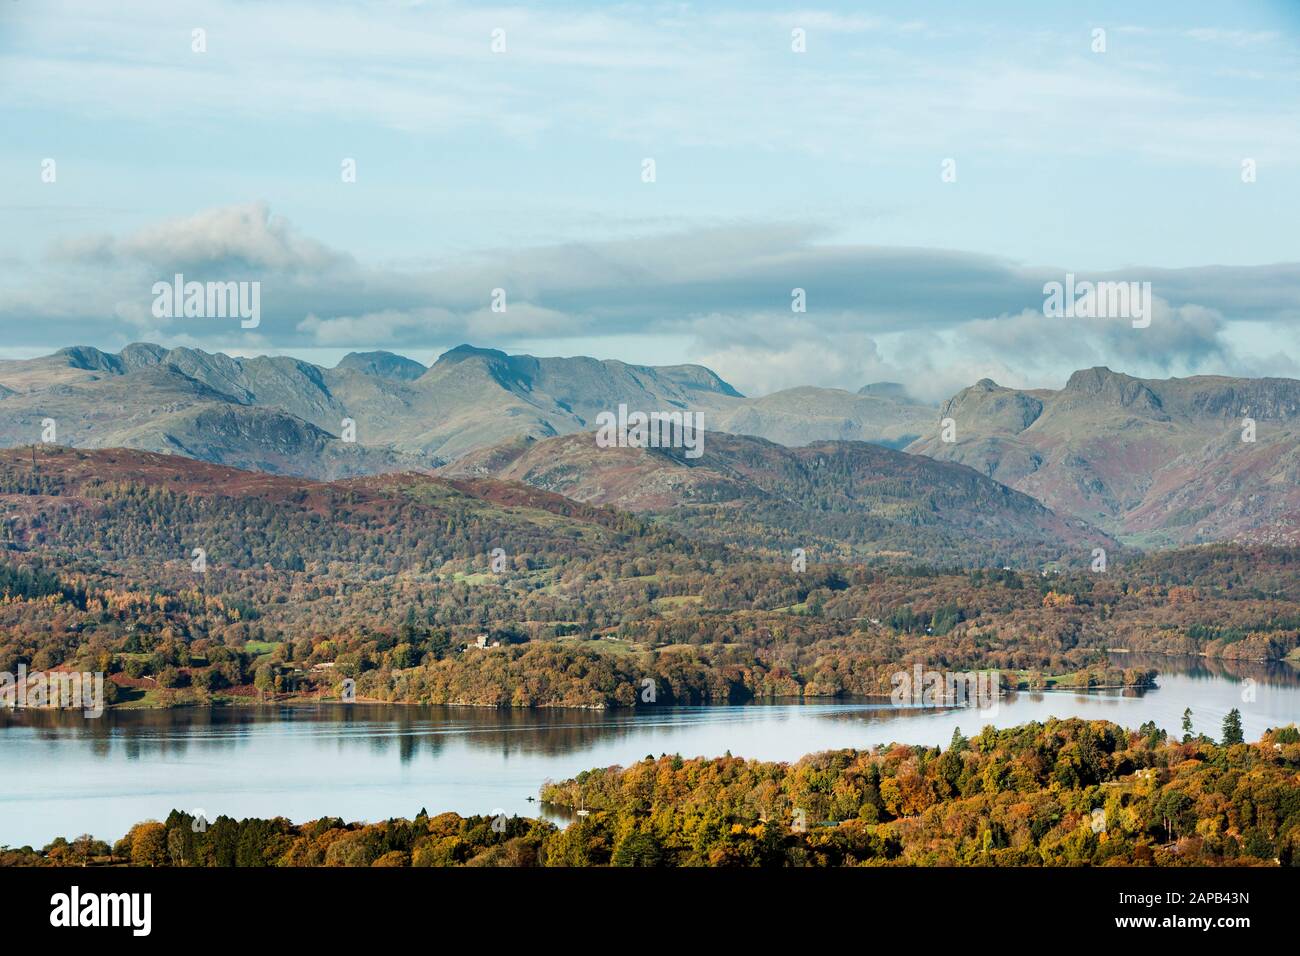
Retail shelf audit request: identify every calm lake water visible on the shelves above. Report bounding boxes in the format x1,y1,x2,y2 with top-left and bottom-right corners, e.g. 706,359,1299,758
2,655,1298,846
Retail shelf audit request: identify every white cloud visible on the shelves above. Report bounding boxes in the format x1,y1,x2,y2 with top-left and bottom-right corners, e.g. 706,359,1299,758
3,202,1297,396
297,307,455,346
696,330,894,396
52,202,350,273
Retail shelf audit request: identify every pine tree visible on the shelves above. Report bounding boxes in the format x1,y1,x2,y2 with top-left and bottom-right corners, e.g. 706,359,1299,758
1222,708,1244,746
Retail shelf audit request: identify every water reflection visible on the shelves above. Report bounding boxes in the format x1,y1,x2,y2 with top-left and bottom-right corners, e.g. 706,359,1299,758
2,655,1297,847
1113,652,1300,685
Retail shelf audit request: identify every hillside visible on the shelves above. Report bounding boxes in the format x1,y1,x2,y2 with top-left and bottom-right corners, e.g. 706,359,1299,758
0,445,662,578
2,346,1295,549
440,430,1116,566
1,445,1296,713
906,368,1300,547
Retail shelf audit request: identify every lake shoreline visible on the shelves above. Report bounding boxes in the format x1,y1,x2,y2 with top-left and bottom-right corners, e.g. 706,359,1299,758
92,659,1169,713
3,659,1297,849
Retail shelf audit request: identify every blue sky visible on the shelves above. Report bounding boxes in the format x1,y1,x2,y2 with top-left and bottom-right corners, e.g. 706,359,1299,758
2,0,1298,398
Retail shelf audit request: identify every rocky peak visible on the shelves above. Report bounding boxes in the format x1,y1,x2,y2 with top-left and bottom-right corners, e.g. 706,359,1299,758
1062,367,1164,414
336,350,427,381
940,378,1043,433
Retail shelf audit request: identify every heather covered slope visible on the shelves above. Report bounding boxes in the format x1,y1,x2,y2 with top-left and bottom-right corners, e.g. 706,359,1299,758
0,445,659,578
440,430,1117,566
907,367,1300,547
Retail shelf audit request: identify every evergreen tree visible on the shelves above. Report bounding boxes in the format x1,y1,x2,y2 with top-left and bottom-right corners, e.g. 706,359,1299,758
949,726,967,752
1222,708,1244,745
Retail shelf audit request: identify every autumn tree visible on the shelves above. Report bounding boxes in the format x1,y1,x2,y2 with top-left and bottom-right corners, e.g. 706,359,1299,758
128,821,168,866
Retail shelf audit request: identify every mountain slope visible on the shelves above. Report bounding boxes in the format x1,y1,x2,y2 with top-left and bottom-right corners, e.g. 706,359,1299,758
0,445,659,573
441,431,1116,566
0,343,936,470
906,368,1300,546
0,362,430,480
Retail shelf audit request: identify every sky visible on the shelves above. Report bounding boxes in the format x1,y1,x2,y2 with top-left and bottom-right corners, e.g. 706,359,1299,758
1,0,1298,400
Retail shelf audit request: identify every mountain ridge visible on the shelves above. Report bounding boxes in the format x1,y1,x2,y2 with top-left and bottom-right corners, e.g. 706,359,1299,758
0,341,934,467
907,366,1300,546
2,343,1294,547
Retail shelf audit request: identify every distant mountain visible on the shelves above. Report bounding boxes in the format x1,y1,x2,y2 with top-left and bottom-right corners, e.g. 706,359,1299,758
441,430,1115,566
411,344,743,459
0,343,936,471
335,350,427,381
0,357,429,480
906,368,1300,547
2,345,1294,549
709,385,932,450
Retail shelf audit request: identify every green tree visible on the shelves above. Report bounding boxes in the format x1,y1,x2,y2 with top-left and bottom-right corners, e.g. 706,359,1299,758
612,830,663,867
1221,708,1244,746
949,726,967,752
253,663,276,698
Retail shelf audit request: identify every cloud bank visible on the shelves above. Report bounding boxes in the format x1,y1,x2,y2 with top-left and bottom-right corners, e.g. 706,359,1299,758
2,202,1297,398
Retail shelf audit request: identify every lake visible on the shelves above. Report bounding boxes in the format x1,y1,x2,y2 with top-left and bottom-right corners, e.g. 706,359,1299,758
2,654,1297,847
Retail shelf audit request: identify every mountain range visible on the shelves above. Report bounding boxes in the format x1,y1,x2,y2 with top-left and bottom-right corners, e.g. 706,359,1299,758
0,342,1295,551
0,343,933,473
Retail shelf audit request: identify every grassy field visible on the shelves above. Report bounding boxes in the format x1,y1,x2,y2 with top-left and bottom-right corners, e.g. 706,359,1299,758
652,595,702,609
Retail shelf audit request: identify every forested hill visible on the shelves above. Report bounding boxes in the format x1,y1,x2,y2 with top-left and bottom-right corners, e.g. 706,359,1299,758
0,444,683,573
1,446,1297,712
